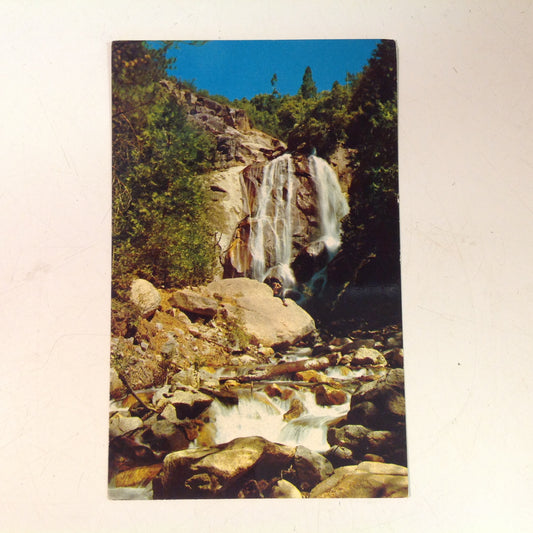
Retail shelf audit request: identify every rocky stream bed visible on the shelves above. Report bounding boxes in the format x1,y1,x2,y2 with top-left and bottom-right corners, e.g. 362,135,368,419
109,278,407,499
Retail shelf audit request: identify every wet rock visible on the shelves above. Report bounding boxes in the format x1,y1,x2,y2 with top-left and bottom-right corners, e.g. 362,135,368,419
109,414,144,438
142,420,189,452
314,384,347,406
113,464,163,488
366,431,395,455
346,401,381,428
167,387,213,419
293,446,334,492
295,370,328,383
291,241,329,283
309,461,408,498
264,383,283,398
385,348,404,368
169,288,219,318
349,368,406,429
258,346,275,357
311,344,331,357
363,454,385,463
269,479,303,498
323,445,355,468
130,279,161,318
351,347,387,366
199,386,239,406
327,424,370,454
283,398,305,422
154,436,294,499
340,338,375,355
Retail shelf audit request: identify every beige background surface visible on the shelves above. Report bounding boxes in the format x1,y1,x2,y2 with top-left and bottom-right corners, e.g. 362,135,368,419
2,1,532,531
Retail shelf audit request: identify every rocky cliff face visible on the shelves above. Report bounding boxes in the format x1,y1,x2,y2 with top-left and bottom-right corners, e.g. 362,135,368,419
161,80,286,167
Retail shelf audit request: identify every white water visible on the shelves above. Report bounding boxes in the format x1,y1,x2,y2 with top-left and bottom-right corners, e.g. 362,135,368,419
205,387,350,452
248,153,296,289
308,155,350,257
245,153,348,296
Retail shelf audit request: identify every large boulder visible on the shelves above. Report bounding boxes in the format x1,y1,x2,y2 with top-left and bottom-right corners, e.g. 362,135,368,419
309,461,408,498
292,446,334,492
169,288,219,318
208,278,316,348
154,436,294,499
348,368,406,429
130,279,161,318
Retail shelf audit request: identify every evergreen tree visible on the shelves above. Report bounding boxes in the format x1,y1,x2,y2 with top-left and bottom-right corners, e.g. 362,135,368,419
299,66,318,99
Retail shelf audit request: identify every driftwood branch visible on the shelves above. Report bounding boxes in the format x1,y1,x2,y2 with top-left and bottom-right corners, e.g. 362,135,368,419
220,356,332,383
118,371,158,413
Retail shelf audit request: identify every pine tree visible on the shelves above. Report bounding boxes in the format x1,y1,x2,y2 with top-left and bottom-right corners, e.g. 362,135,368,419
299,66,318,99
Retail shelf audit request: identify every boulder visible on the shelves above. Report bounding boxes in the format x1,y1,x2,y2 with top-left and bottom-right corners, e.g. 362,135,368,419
292,446,334,492
327,424,370,454
283,398,305,422
141,420,189,452
109,414,144,439
208,278,316,348
314,384,347,406
113,464,162,488
154,436,294,499
309,461,408,498
323,445,355,468
167,388,213,419
130,279,161,318
169,288,219,318
348,368,406,429
351,347,387,366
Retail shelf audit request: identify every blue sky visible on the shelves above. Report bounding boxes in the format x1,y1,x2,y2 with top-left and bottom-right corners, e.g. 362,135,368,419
150,40,381,101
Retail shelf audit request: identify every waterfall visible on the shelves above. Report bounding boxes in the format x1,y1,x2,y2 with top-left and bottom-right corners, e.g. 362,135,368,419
248,153,295,289
245,153,348,297
308,155,350,257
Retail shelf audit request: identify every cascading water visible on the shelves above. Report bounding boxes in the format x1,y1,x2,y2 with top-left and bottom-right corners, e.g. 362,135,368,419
203,387,351,452
248,153,296,290
308,154,350,257
244,153,349,298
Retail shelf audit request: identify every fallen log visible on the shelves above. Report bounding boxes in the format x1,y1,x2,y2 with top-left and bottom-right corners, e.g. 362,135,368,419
221,356,333,383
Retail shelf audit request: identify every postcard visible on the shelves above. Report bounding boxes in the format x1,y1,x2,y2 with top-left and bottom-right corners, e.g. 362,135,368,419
108,39,405,499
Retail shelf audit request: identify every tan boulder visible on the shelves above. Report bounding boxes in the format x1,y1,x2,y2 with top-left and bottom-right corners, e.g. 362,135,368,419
130,279,161,318
309,462,408,498
208,278,315,348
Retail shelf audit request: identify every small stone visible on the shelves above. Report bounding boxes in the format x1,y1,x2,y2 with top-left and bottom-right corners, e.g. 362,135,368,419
270,479,302,498
264,383,283,398
314,384,347,406
283,399,305,421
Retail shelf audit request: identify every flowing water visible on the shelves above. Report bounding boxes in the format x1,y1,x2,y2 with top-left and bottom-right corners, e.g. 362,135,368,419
245,153,348,298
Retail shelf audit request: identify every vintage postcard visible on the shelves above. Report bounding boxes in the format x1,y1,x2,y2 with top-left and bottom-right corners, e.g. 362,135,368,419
108,39,406,499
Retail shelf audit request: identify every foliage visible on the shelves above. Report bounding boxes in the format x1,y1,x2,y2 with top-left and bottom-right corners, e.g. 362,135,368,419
299,66,318,99
341,40,400,283
112,41,217,298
